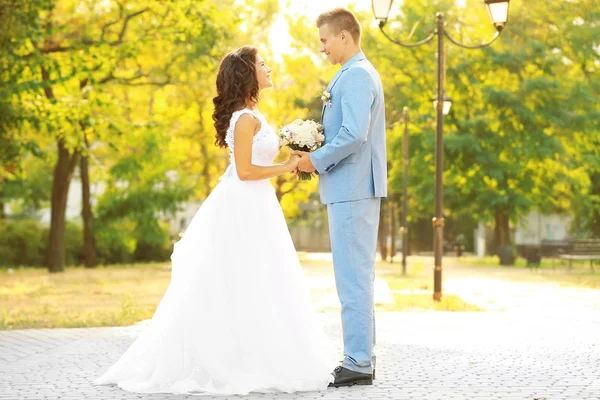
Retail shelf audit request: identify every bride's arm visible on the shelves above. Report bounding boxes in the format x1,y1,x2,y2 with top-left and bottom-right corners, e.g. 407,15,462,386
233,114,299,181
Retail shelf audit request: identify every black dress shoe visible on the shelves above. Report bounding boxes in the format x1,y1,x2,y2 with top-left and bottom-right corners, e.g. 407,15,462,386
328,366,373,388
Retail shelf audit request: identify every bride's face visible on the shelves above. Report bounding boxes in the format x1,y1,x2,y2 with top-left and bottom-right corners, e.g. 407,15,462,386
319,24,343,65
255,54,273,90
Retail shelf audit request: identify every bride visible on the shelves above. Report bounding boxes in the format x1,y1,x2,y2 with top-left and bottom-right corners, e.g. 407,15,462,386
94,45,334,395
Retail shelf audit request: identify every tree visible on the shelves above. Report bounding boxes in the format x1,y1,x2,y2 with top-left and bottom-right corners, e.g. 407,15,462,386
0,0,51,216
6,0,245,271
362,0,599,261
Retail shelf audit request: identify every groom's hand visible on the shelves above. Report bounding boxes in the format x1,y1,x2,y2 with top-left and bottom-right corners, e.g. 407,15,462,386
292,151,316,173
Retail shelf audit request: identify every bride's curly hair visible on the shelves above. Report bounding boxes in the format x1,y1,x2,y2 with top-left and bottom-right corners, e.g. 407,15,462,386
212,46,259,148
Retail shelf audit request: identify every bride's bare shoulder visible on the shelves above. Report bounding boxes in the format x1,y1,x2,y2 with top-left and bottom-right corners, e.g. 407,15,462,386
235,112,261,135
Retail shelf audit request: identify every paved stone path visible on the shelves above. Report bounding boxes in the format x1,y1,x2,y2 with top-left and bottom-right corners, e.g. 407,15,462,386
441,258,600,315
1,311,599,400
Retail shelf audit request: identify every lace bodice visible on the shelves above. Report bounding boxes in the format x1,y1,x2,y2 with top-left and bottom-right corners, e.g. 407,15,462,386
221,108,280,180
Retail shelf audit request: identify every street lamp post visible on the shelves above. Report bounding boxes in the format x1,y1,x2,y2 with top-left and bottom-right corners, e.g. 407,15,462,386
373,0,510,301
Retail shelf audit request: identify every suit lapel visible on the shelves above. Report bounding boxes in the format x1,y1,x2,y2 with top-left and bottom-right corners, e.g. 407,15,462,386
321,70,346,120
321,53,368,121
327,69,345,92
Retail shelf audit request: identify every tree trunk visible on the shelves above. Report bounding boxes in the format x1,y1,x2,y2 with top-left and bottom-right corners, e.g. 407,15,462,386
495,209,514,266
48,138,79,272
44,65,80,272
593,209,600,239
494,210,511,247
378,200,388,261
80,135,97,268
78,78,97,268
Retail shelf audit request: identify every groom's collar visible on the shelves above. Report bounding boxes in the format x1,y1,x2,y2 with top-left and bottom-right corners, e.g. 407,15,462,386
322,52,367,119
340,51,366,71
326,51,365,91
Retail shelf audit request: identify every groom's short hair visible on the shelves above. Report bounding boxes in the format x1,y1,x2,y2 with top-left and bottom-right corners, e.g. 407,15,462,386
316,8,361,44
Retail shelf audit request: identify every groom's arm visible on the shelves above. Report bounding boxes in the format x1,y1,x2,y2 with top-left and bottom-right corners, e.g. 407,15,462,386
310,68,375,174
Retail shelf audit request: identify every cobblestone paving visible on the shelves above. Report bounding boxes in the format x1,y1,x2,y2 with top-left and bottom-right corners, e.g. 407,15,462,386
1,312,599,400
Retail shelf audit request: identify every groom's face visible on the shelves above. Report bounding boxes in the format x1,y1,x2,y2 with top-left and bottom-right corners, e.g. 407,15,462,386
319,24,343,65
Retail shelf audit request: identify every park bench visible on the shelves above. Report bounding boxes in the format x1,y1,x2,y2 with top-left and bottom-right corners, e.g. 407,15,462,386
540,239,571,258
557,239,600,270
519,240,570,267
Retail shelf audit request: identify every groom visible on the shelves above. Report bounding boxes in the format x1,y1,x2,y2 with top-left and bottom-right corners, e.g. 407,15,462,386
294,7,387,388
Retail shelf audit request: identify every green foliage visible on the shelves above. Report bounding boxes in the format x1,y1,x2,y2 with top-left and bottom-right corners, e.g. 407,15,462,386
93,223,133,265
0,219,46,266
94,122,193,261
0,0,52,177
1,156,53,214
132,220,172,262
0,217,173,266
0,219,82,266
359,0,599,241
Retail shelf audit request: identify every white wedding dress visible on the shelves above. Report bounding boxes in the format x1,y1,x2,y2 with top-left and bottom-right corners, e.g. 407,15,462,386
95,108,334,395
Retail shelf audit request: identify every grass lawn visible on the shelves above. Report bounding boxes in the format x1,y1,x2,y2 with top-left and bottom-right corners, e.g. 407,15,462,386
459,255,600,289
374,259,482,312
0,257,481,330
3,255,598,330
0,263,170,330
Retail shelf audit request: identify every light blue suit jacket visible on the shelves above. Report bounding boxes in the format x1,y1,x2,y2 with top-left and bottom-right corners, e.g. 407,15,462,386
310,52,387,204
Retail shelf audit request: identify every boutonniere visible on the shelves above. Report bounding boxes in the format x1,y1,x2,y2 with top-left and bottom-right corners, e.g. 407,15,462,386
320,89,332,108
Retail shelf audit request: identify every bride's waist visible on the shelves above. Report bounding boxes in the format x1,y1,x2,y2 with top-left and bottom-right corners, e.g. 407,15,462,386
219,164,273,185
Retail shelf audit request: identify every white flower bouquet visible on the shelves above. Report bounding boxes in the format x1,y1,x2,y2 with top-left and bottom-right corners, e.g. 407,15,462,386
278,119,325,180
